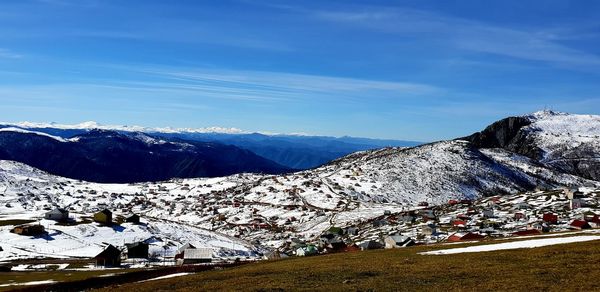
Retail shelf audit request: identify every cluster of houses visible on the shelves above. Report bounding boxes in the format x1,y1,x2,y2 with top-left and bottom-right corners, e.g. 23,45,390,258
269,188,600,258
93,242,213,267
11,207,141,236
8,206,215,267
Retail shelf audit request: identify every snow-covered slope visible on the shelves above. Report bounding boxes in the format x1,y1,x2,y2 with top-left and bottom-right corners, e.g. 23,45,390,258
2,111,600,261
0,161,259,262
314,140,599,205
466,110,600,181
524,111,600,180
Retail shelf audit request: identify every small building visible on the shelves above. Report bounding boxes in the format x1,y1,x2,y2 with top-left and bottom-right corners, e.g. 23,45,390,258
328,226,343,235
528,222,551,233
447,232,485,242
583,211,598,222
94,209,113,225
570,219,591,230
44,208,69,222
289,238,306,249
11,224,45,236
126,242,149,259
515,202,531,210
372,219,388,227
489,197,502,204
570,198,583,210
457,213,471,220
513,229,542,236
358,240,383,251
422,224,437,236
95,245,121,267
344,226,359,236
383,235,415,249
296,245,318,257
125,214,140,224
325,238,347,252
543,213,558,224
514,212,526,220
180,248,213,264
400,215,415,224
452,220,467,228
482,209,494,218
420,209,436,220
264,250,287,260
175,243,197,259
587,215,600,226
460,199,472,205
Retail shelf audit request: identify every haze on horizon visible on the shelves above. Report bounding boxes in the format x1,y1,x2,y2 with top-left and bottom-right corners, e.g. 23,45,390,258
0,0,599,141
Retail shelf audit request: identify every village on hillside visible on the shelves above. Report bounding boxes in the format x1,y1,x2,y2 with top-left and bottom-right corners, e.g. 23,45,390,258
278,187,600,256
2,171,600,271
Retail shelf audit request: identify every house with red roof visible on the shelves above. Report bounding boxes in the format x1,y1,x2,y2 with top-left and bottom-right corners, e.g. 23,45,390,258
452,219,467,228
570,219,592,230
513,229,542,236
543,213,558,224
447,232,486,242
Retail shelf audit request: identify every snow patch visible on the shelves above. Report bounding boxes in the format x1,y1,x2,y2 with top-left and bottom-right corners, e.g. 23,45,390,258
420,235,600,255
0,127,68,142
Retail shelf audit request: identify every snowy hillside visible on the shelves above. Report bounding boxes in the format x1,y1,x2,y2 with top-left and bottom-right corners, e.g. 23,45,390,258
466,110,600,181
316,140,599,205
524,111,600,179
0,161,261,262
2,111,600,262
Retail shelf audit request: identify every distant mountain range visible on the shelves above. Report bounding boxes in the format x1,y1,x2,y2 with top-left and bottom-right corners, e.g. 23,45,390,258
0,122,421,170
0,128,290,183
2,110,597,194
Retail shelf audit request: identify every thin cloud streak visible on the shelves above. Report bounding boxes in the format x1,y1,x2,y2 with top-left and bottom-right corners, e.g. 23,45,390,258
0,48,22,59
311,7,600,69
131,67,444,101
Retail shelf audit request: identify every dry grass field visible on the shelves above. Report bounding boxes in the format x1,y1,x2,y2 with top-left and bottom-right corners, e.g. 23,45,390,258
96,237,600,292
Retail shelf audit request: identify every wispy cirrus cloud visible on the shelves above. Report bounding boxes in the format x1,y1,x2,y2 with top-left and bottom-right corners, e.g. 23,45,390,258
310,7,600,69
104,66,444,107
0,62,445,125
0,2,294,52
0,48,22,59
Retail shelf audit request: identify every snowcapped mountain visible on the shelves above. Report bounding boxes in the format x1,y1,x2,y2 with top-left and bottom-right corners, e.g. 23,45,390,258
465,110,600,181
4,121,248,135
0,121,421,169
0,128,291,183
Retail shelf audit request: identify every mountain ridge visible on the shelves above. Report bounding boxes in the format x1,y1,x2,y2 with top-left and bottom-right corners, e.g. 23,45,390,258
0,121,421,169
0,129,291,183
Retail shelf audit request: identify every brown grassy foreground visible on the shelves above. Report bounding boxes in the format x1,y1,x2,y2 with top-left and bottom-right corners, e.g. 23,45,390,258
98,239,600,292
0,269,125,292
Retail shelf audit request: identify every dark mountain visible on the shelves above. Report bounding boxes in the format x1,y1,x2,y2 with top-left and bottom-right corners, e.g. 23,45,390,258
152,132,418,169
0,129,291,183
0,124,421,169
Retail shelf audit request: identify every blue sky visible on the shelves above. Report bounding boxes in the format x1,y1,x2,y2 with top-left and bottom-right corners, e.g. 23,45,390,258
0,0,599,141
